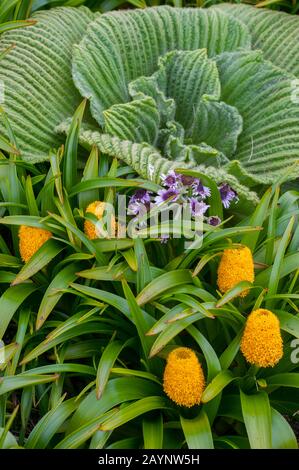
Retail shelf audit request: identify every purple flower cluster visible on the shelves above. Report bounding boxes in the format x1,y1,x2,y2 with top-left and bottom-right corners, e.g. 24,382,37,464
127,171,238,239
189,198,210,217
127,189,151,216
160,170,211,201
218,183,238,209
155,187,180,204
207,216,221,227
158,170,211,217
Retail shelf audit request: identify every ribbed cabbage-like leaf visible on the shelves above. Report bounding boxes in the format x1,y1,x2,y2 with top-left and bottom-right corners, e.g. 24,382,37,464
72,6,299,187
214,3,299,78
0,7,93,162
73,7,250,126
189,100,243,158
1,5,299,197
216,51,299,184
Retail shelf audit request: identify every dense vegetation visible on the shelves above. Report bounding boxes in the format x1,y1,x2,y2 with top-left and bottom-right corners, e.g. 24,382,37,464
0,0,298,449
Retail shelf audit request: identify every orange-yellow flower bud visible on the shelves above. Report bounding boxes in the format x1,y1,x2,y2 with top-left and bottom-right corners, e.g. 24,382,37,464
19,225,52,263
163,347,205,407
241,309,283,367
217,246,254,297
84,201,117,240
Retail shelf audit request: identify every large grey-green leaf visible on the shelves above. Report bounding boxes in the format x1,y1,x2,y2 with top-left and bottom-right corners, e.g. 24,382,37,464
72,6,251,126
71,6,299,188
214,3,299,78
0,7,93,162
104,97,160,144
102,47,235,166
157,49,220,129
129,73,175,126
217,50,299,184
189,99,243,158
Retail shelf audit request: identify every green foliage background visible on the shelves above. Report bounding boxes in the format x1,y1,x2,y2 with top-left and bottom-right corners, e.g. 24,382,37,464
0,0,298,450
1,0,299,22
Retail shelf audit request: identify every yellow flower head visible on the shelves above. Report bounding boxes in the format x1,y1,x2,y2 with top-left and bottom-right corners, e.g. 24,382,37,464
19,225,52,263
241,308,283,368
217,246,254,297
163,347,205,407
84,201,117,240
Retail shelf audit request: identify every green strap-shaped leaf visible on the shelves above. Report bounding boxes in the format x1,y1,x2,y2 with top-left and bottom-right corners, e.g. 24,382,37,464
181,410,214,449
69,282,155,327
266,373,299,388
26,397,79,449
100,396,170,431
12,239,64,286
0,374,58,396
0,342,19,372
187,325,221,381
240,390,272,449
0,134,19,155
36,262,80,330
274,311,299,339
0,19,36,35
96,339,134,400
136,269,193,306
67,378,161,434
271,408,298,449
143,413,163,449
0,7,93,162
0,428,18,449
0,283,37,339
55,410,117,449
201,370,235,403
214,3,299,78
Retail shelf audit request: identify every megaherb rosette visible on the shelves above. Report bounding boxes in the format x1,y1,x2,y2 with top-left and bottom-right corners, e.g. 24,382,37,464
1,5,299,203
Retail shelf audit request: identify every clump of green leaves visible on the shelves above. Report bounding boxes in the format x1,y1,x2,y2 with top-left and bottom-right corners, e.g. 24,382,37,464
0,0,299,451
0,133,298,448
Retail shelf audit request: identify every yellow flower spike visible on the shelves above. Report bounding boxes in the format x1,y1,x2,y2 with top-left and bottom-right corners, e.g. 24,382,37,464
217,246,254,297
84,200,117,240
241,309,283,368
163,347,205,407
19,225,52,263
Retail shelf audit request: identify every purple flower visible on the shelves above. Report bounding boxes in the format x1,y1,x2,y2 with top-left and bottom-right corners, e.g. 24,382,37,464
161,170,180,188
192,180,211,199
128,189,152,216
129,189,151,205
160,234,169,244
207,216,221,227
155,188,180,205
189,198,210,217
127,201,144,216
219,183,238,209
179,175,198,187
